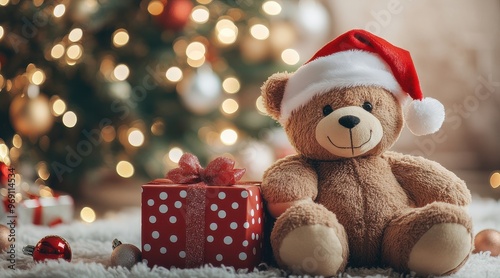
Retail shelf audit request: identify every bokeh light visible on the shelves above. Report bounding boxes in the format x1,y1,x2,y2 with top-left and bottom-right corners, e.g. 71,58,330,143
165,66,183,82
80,207,96,223
113,64,130,81
53,4,66,17
216,19,238,45
39,185,53,197
221,98,239,114
187,56,206,68
128,128,145,147
52,99,67,116
62,111,77,128
101,125,116,142
147,0,164,16
220,128,238,145
186,42,206,60
168,147,184,163
116,160,134,178
51,44,65,59
191,6,209,24
12,134,22,148
30,69,46,85
250,24,270,40
68,28,83,42
37,161,50,180
0,143,8,158
222,77,240,94
112,29,129,47
281,48,300,65
262,0,282,15
255,95,267,114
490,172,500,189
66,44,83,60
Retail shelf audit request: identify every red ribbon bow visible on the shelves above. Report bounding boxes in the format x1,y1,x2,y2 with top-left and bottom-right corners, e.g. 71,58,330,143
167,153,245,186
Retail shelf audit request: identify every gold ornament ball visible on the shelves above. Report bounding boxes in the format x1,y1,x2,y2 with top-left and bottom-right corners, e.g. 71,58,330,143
110,242,142,269
0,224,10,252
9,94,54,137
473,229,500,256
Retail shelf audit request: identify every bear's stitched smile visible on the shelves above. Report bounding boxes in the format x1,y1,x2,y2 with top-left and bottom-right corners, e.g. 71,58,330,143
327,130,373,155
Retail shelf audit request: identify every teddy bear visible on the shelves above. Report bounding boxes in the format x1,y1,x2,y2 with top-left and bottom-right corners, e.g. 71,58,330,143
260,29,473,276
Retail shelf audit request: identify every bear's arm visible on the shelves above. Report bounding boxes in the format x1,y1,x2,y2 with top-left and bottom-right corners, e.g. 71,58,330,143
262,154,318,218
382,151,471,207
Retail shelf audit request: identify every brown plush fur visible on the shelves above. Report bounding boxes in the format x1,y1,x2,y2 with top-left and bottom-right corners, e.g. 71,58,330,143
261,73,473,276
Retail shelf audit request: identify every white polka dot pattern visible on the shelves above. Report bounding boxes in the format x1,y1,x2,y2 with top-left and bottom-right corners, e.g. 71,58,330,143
152,231,159,239
142,182,263,270
149,216,156,223
179,190,187,198
159,204,168,213
210,204,218,211
159,192,168,200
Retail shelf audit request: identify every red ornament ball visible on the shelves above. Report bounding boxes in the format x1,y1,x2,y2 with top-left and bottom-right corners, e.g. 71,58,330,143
0,224,10,252
156,0,193,31
24,235,72,262
0,162,8,186
473,229,500,256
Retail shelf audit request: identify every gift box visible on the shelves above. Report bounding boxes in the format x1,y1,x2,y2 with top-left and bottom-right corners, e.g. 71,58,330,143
141,154,264,270
1,192,74,226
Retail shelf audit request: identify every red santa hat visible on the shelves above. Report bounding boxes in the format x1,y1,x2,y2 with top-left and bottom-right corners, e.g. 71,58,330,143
280,29,445,136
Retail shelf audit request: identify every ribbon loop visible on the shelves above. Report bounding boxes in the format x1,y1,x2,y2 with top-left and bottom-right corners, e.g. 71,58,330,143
167,153,245,186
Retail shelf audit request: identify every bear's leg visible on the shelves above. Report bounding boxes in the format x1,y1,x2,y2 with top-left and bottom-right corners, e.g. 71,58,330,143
381,202,472,276
271,202,348,276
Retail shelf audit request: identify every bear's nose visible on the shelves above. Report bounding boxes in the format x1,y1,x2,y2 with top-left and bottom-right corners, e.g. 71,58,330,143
338,115,360,129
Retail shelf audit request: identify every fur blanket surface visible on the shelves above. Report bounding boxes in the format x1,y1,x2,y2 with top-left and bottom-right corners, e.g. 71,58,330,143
1,197,499,278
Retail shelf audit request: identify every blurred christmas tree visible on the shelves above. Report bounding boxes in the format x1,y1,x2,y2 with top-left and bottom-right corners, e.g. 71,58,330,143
0,0,332,197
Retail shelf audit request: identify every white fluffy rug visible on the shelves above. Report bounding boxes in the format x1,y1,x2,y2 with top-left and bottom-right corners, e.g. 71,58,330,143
1,197,500,278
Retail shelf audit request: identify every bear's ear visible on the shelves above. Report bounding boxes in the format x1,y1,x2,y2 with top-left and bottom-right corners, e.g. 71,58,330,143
260,72,291,121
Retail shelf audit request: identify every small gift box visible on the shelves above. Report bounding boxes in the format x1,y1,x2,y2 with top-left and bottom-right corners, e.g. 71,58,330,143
1,191,74,226
141,153,264,270
18,194,74,226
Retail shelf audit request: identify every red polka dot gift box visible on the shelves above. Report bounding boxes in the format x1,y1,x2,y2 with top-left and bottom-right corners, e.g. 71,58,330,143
141,153,264,270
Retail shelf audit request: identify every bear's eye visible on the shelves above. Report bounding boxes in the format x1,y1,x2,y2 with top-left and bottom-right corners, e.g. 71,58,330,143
322,105,334,116
362,101,373,112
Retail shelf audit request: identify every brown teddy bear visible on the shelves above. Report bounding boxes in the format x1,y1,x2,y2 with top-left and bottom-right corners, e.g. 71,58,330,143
260,29,473,276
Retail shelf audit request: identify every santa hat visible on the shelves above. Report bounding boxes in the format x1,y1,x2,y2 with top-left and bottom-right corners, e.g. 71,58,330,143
280,29,444,136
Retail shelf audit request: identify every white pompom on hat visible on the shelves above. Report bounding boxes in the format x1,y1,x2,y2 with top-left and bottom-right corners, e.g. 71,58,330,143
280,29,444,136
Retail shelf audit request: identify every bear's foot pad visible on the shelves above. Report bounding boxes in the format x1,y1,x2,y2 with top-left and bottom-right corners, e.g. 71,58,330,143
408,223,471,276
279,224,344,276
